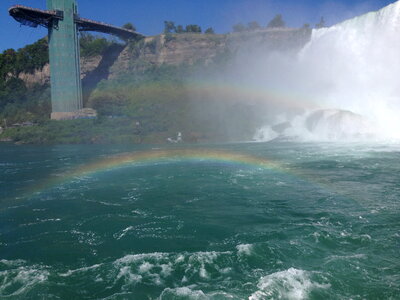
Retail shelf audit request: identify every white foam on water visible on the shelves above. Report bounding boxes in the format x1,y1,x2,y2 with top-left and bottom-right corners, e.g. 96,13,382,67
289,109,377,142
323,253,367,267
111,250,234,289
113,254,167,286
253,126,279,142
159,287,238,299
0,163,16,166
70,229,102,246
0,264,49,297
116,266,143,285
5,205,27,210
59,263,103,277
115,252,169,265
85,199,123,207
187,252,221,280
138,262,154,274
248,268,330,300
159,286,207,300
160,263,173,277
254,109,381,142
0,259,26,267
19,218,62,227
131,209,148,217
236,244,254,256
114,225,136,240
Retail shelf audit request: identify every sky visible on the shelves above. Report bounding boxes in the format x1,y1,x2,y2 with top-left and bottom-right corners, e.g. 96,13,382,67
0,0,396,51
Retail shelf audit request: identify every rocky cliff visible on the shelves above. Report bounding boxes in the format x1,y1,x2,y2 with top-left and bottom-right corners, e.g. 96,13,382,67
110,28,310,78
18,55,102,88
18,28,311,87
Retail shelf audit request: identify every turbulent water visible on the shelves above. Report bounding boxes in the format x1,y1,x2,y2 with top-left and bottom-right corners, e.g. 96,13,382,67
2,2,400,299
1,142,399,299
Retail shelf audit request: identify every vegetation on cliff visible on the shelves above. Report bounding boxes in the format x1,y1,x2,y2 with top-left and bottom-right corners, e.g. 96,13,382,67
0,38,50,125
80,33,116,58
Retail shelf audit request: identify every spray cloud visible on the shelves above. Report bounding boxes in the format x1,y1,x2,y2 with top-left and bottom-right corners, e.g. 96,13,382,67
190,1,400,142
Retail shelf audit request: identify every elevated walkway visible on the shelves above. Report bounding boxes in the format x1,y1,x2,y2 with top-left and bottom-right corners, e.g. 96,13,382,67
9,5,144,40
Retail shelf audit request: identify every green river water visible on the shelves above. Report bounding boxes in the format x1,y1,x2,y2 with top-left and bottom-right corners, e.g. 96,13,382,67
0,142,399,299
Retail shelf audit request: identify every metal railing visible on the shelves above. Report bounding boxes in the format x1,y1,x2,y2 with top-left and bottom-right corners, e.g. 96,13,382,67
9,4,144,39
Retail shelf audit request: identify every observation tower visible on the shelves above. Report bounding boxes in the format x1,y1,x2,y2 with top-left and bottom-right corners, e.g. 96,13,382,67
9,0,143,119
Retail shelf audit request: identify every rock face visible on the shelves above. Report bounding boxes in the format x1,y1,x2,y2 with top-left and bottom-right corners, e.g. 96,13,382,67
80,56,103,79
18,55,102,88
110,28,310,78
109,34,228,78
18,64,50,87
17,28,311,87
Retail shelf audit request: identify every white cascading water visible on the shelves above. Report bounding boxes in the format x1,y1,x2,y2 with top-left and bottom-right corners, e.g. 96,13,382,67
255,1,400,142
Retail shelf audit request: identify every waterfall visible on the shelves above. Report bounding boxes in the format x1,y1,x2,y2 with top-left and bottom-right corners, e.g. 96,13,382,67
255,1,400,142
300,1,400,140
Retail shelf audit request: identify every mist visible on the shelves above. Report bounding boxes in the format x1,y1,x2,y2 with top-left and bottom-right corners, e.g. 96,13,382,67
189,1,400,143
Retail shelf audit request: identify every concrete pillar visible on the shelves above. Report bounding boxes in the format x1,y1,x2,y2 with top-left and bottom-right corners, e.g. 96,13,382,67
47,0,83,120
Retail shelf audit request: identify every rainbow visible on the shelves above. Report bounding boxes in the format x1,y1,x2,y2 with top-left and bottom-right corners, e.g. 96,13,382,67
93,79,319,111
185,81,319,110
73,148,282,174
18,148,362,210
24,149,285,197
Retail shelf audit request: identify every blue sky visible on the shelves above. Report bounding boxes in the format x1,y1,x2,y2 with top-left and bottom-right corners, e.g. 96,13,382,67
0,0,395,51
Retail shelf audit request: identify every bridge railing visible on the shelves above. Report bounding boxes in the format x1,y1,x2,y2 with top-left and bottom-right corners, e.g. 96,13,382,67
75,17,144,39
9,4,144,39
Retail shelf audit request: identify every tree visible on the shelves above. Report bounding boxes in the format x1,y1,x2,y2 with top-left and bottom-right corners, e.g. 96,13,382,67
248,21,261,31
1,49,17,77
205,27,215,34
0,38,48,83
175,25,185,33
185,25,202,33
15,38,48,74
232,23,246,32
302,23,310,30
123,22,136,32
164,21,176,33
315,17,326,29
267,14,285,28
3,78,26,102
80,33,112,57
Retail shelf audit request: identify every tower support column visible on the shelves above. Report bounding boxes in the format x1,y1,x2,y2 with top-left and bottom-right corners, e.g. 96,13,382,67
47,0,83,120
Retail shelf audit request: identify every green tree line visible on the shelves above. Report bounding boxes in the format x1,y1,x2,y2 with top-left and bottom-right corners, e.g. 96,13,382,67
232,14,327,32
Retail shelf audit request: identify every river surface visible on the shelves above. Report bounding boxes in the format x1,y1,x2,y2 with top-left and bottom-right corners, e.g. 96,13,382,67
0,142,399,299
